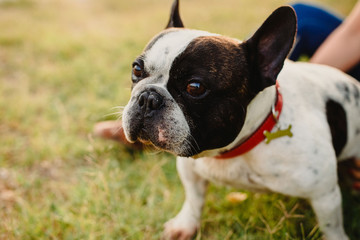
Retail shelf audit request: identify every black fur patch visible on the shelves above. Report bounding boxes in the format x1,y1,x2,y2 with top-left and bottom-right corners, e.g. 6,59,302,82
326,100,347,156
356,128,360,136
167,36,252,153
352,82,360,106
336,82,351,103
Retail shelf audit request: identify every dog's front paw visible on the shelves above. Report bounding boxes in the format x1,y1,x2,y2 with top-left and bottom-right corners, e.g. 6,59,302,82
162,217,199,240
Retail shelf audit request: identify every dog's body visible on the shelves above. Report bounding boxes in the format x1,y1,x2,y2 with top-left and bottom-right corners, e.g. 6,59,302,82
122,1,360,239
164,61,359,240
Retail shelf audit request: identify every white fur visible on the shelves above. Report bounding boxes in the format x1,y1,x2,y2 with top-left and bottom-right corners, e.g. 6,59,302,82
144,29,218,81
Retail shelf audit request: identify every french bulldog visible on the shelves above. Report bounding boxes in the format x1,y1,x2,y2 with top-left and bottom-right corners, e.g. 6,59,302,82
122,0,360,239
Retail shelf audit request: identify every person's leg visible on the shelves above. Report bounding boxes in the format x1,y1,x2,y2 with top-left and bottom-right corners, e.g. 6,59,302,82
94,121,144,150
348,64,360,81
290,2,360,81
289,3,343,61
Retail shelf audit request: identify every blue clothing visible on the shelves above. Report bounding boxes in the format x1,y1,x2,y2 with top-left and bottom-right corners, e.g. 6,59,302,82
290,3,360,80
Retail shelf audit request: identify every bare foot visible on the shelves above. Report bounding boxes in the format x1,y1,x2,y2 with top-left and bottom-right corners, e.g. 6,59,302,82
94,121,144,150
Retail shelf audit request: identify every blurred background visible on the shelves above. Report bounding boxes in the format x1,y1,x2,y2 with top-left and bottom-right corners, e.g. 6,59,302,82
0,0,358,239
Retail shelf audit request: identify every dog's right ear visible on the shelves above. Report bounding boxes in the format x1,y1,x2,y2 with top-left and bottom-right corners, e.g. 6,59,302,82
166,0,184,28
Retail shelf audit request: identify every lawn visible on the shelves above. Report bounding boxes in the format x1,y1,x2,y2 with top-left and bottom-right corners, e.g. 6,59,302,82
0,0,359,239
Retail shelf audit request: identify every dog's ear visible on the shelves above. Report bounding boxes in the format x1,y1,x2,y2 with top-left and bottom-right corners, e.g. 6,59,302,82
245,6,297,92
166,0,184,28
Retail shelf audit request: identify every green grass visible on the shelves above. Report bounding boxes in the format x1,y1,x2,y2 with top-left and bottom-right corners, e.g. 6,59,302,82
0,0,359,239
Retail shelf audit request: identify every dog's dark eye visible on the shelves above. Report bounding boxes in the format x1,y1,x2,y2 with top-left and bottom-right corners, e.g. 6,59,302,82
132,64,143,78
186,81,206,97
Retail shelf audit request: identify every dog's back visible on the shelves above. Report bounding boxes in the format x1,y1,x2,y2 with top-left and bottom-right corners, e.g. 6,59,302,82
279,60,360,161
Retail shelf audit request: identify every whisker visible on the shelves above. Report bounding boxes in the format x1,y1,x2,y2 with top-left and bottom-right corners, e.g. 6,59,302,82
184,134,200,156
117,109,124,115
110,106,126,110
102,111,122,118
183,139,194,156
188,134,200,151
113,122,123,135
101,106,126,119
240,105,246,116
183,138,198,156
148,149,163,156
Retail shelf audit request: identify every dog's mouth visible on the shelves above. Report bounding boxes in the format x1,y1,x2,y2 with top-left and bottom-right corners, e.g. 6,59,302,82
124,118,200,157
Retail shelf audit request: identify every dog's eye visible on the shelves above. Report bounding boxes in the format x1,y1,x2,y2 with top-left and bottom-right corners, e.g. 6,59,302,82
132,64,143,78
186,81,206,97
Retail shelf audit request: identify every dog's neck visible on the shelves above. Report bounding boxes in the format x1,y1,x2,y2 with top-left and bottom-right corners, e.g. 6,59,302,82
194,84,277,159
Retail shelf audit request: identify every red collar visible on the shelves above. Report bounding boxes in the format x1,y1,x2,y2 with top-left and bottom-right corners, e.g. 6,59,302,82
215,81,283,159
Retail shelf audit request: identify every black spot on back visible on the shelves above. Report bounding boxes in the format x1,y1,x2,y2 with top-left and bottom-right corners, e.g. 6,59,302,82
336,82,351,103
356,128,360,136
326,100,347,156
352,82,360,106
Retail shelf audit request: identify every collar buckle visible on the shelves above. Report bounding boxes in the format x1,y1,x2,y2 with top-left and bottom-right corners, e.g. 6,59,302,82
271,103,279,123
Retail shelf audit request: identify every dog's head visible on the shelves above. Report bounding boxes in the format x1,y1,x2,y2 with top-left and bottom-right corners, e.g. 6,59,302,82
122,0,296,157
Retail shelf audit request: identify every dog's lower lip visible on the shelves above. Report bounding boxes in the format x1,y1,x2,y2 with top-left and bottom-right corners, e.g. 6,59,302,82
138,138,152,145
128,127,142,143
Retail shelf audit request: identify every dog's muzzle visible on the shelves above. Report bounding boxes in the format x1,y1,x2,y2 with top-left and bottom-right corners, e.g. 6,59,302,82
125,89,165,143
123,86,195,156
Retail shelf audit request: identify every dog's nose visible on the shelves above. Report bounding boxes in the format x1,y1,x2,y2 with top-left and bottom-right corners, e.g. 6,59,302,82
138,91,164,114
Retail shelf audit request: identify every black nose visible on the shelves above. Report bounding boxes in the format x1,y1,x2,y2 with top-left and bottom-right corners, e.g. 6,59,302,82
138,91,164,115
